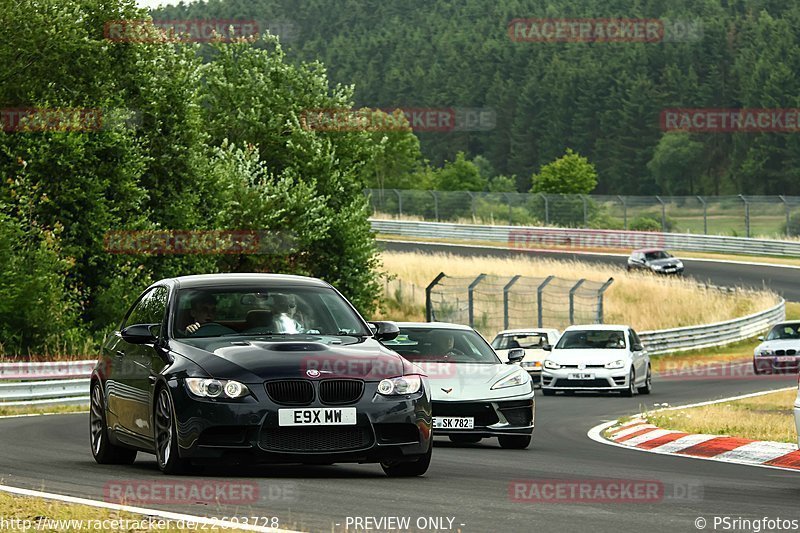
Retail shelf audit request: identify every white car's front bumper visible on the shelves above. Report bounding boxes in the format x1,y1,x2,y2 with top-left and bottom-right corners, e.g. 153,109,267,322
542,367,631,390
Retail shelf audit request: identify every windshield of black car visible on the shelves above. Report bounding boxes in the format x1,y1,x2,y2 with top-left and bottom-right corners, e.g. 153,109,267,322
766,324,800,341
644,251,671,260
172,286,370,338
491,333,547,350
384,328,500,363
555,330,627,350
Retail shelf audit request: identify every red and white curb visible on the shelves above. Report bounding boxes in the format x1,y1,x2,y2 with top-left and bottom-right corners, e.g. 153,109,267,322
588,388,800,472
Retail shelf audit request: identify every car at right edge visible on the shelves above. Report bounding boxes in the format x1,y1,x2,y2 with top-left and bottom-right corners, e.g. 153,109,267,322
541,324,651,397
753,321,800,374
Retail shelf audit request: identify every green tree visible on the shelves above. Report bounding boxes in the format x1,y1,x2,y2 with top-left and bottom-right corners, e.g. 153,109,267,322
647,133,705,195
530,148,598,194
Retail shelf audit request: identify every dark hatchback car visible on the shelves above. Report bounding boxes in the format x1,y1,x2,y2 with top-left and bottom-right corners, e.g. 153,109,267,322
626,249,684,275
90,274,432,476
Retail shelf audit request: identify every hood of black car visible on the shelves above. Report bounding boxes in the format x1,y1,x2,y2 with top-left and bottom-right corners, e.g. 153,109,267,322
171,337,410,382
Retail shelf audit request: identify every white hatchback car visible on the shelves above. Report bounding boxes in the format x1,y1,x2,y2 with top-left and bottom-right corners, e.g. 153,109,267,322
491,328,561,387
541,324,651,397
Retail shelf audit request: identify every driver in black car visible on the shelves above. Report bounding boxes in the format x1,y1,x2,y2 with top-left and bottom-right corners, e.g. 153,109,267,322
183,292,217,334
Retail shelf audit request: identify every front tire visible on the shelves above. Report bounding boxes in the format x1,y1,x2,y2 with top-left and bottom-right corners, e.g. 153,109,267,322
381,444,432,477
154,387,192,475
621,369,636,397
498,435,532,449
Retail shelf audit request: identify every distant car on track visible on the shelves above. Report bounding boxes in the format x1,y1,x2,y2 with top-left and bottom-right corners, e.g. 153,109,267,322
626,249,684,275
382,322,535,449
90,273,432,476
541,324,651,397
490,328,561,387
753,321,800,374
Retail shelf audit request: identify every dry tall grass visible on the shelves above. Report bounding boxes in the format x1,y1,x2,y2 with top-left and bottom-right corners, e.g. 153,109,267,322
646,389,797,443
379,251,780,332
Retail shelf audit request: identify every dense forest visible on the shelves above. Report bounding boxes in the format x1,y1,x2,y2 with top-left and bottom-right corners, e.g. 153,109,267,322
155,0,800,195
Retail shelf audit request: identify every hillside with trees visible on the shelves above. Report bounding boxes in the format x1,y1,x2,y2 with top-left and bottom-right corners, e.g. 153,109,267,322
155,0,800,195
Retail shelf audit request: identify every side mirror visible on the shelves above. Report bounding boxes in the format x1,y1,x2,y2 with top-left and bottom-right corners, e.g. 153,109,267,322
507,348,525,364
542,344,552,352
758,336,764,342
632,343,644,352
370,321,399,342
121,324,159,345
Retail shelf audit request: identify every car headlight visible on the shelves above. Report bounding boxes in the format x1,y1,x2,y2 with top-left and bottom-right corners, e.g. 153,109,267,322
521,361,541,368
377,375,422,396
605,360,626,369
758,349,775,356
675,261,683,268
491,371,530,390
543,359,561,370
185,378,250,399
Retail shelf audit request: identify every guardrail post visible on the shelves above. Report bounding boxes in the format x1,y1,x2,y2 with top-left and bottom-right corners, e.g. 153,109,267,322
780,195,789,236
537,275,555,328
696,195,707,234
739,194,750,237
617,195,627,229
655,196,666,232
568,279,586,325
393,188,403,217
468,274,487,328
538,193,549,225
596,277,614,324
503,275,522,330
425,272,447,322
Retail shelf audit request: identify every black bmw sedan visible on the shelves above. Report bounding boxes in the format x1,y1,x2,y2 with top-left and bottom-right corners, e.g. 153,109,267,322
90,273,432,476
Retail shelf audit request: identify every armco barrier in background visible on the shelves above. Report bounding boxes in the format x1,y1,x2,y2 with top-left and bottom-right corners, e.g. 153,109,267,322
370,219,800,258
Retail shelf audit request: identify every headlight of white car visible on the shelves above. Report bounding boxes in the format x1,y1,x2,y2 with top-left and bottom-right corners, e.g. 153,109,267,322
377,375,422,395
521,361,542,369
491,371,530,390
758,349,775,356
543,359,561,370
185,378,250,399
604,360,626,369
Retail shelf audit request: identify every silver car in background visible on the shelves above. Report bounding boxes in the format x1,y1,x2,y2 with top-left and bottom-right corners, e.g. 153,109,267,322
491,328,561,387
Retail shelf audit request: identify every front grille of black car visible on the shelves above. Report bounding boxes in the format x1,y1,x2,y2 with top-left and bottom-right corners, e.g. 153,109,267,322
553,378,613,388
319,379,364,405
498,400,534,426
776,349,798,356
433,401,499,427
265,380,314,405
260,426,373,452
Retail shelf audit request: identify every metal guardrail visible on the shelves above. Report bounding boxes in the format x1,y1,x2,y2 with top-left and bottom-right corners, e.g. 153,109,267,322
371,219,800,258
0,361,94,407
639,299,786,355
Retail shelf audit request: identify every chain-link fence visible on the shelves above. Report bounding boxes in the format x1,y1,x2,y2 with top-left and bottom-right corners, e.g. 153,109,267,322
424,273,613,337
366,189,800,238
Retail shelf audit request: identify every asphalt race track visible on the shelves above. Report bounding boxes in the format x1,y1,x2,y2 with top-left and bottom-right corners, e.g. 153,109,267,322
1,242,798,533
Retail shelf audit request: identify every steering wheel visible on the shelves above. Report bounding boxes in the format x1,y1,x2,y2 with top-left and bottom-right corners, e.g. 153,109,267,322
186,322,235,336
445,348,466,357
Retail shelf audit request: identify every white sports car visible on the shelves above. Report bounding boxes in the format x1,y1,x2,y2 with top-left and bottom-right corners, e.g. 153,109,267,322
491,328,561,387
382,322,535,449
541,324,651,397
